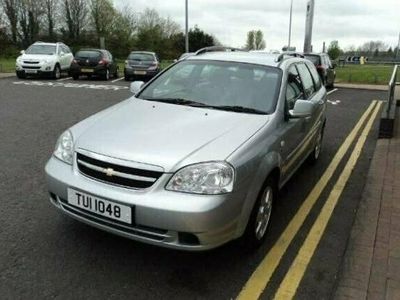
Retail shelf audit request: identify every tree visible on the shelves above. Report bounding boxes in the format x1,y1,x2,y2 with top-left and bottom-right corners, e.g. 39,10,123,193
245,30,266,50
90,0,115,38
18,0,44,47
44,0,58,39
188,26,214,52
254,30,266,50
62,0,88,40
1,0,19,44
245,31,255,50
327,40,342,60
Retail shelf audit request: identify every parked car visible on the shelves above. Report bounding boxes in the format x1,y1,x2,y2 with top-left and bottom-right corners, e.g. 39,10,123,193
303,53,336,88
45,49,327,251
124,51,161,81
15,42,73,79
69,49,118,80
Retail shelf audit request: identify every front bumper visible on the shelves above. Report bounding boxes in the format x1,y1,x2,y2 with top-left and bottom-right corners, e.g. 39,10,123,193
16,62,54,76
45,156,244,251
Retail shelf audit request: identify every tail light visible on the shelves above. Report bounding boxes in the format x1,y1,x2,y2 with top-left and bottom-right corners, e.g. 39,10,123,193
98,59,107,65
148,62,159,70
73,59,77,64
316,65,324,70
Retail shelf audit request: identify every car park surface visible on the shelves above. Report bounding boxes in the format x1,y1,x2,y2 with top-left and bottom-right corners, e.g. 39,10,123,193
0,75,385,299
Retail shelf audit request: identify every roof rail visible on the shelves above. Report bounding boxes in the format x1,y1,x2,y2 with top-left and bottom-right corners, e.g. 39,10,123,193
275,52,305,62
195,46,246,56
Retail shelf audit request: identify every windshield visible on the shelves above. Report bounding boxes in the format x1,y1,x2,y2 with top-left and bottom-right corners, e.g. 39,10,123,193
76,51,102,59
304,55,321,66
138,60,282,114
25,45,56,55
128,53,155,61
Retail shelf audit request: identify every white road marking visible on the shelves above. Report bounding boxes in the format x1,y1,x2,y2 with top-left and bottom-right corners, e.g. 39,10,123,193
328,100,341,105
57,77,72,82
13,81,128,91
111,77,124,83
327,88,338,95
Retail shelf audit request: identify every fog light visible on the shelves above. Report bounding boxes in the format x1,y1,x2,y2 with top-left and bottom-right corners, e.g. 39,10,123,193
46,67,51,71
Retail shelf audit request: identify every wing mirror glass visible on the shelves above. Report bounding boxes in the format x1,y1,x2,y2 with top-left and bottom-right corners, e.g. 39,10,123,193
289,100,313,118
20,50,25,55
130,81,145,94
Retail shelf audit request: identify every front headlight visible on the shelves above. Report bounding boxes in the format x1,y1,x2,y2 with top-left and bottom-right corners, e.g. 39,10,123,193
16,57,22,64
54,130,74,165
42,59,50,64
166,162,234,195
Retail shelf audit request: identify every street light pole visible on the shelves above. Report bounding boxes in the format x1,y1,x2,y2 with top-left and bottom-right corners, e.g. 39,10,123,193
303,0,315,53
396,31,400,59
185,0,189,53
288,0,293,48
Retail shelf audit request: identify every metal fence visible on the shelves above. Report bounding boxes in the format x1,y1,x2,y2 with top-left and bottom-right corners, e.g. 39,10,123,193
380,65,400,138
387,65,399,116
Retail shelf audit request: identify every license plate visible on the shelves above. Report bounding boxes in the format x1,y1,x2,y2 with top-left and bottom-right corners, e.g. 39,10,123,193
134,71,146,75
67,188,132,224
25,70,37,74
81,68,94,73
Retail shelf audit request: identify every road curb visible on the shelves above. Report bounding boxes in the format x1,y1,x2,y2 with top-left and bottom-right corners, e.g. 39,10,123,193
335,83,387,91
0,73,15,79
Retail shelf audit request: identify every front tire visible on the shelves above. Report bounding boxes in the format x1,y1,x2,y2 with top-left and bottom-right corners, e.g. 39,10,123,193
103,69,110,81
242,176,276,249
308,126,324,164
53,64,61,79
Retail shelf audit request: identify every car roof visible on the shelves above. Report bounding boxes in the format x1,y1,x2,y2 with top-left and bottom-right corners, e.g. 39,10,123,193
32,42,65,46
129,51,156,55
186,52,281,67
184,51,309,69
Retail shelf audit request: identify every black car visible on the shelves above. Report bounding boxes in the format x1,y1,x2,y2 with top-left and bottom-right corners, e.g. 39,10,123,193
70,49,118,80
124,51,161,81
303,53,336,88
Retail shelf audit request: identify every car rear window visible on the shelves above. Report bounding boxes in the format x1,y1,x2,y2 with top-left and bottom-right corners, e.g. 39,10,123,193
128,53,155,61
304,55,321,66
76,51,102,59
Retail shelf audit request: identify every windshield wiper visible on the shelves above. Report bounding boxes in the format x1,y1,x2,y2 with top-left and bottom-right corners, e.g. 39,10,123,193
141,97,209,107
212,106,268,115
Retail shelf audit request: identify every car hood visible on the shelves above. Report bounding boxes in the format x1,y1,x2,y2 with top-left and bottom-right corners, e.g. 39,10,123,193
74,98,269,172
19,54,56,61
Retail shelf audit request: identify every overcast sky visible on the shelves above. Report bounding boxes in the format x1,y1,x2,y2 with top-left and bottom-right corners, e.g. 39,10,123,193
115,0,400,52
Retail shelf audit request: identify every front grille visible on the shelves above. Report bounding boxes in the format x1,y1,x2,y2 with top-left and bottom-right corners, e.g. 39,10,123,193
23,66,41,69
76,153,163,189
23,61,39,64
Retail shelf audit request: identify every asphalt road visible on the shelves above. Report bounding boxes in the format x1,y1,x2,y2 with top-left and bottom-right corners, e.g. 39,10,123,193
0,76,386,299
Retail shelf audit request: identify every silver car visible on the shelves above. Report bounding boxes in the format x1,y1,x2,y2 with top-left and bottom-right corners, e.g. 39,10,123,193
45,50,327,251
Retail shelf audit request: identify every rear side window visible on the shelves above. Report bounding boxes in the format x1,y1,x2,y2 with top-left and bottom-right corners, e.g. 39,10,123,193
286,65,304,110
297,63,315,99
304,55,320,66
306,63,322,90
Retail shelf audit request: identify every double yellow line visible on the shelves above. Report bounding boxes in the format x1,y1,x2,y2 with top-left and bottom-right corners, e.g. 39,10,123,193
238,100,382,300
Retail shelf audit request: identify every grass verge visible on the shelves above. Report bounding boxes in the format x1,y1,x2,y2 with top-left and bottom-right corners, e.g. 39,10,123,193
335,64,394,85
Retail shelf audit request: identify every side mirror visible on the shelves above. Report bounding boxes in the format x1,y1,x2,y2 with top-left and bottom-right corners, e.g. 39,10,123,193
173,59,178,63
289,100,313,118
130,81,145,94
20,50,25,55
